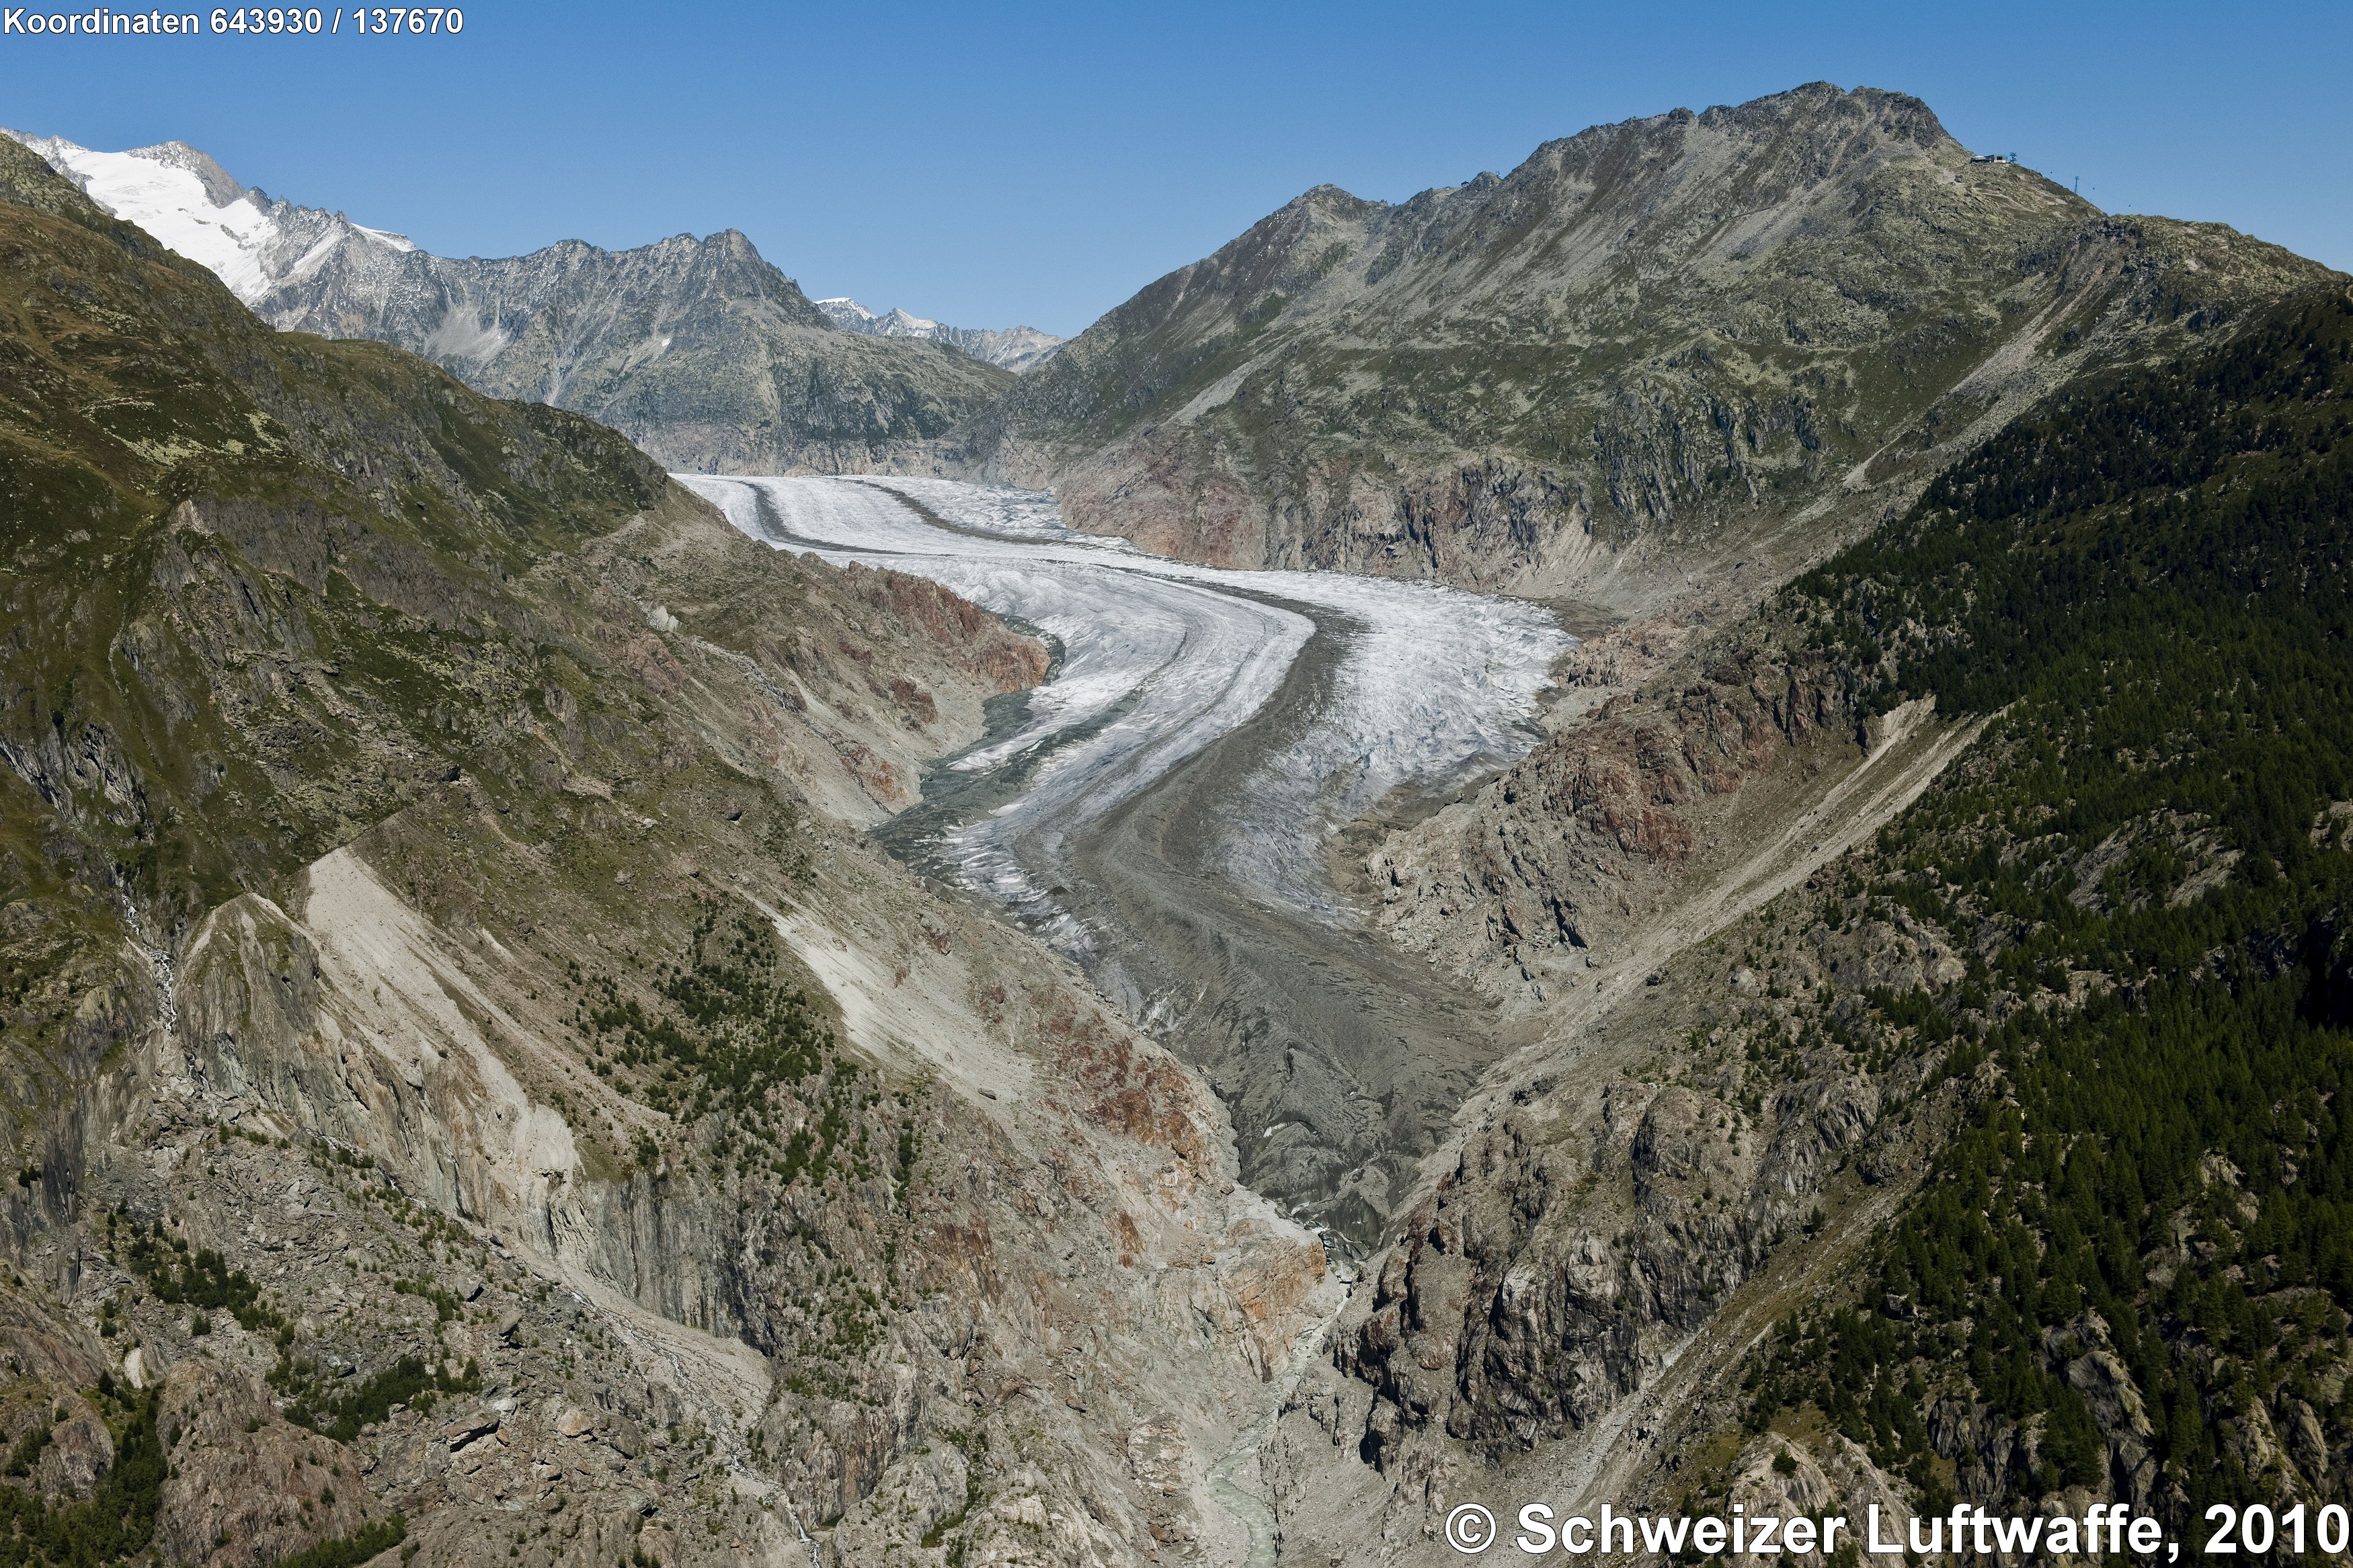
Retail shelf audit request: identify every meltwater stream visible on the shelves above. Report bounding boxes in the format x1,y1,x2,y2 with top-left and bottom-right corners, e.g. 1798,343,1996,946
680,474,1570,1243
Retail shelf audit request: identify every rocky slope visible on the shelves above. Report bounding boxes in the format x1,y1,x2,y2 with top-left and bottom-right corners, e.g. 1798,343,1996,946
5,131,1013,474
816,299,1066,374
0,133,1334,1567
1254,283,2353,1565
264,230,1016,474
957,83,2329,608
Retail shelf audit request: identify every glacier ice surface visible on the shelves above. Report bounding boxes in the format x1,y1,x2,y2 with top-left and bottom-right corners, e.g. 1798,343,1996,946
679,474,1570,946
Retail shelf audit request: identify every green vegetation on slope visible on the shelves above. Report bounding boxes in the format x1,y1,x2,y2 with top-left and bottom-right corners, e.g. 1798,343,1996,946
0,1387,162,1567
575,905,834,1120
0,128,665,1134
1745,285,2353,1519
271,1515,407,1568
120,1220,284,1335
276,1353,479,1444
569,901,921,1208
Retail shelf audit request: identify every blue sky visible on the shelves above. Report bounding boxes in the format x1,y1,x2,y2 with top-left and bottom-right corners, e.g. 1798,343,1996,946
4,0,2347,335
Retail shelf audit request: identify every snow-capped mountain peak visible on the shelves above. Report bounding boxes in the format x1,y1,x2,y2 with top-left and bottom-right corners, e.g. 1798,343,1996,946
817,297,939,335
7,128,1062,407
813,296,877,327
815,295,1064,372
3,130,412,304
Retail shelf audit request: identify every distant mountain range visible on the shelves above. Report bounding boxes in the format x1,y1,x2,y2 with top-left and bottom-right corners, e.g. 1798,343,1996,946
813,296,1064,372
9,87,2336,608
3,130,1014,472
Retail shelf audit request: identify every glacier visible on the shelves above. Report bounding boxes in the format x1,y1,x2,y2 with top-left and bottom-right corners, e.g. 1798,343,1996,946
6,131,412,304
680,475,1570,946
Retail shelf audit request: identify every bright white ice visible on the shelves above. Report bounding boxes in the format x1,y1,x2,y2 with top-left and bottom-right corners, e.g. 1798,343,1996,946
18,135,409,304
679,474,1570,942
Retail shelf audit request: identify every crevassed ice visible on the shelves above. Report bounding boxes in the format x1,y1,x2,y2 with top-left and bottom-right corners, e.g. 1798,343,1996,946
677,474,1570,936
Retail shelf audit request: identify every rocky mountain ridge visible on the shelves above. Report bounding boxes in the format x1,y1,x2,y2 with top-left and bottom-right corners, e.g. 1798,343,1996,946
1257,281,2353,1564
5,130,420,298
21,83,2331,597
954,83,2333,610
3,131,1014,475
815,297,1066,373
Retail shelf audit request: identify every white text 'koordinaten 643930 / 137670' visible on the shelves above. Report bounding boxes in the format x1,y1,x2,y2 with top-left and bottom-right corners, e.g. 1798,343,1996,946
2,5,462,34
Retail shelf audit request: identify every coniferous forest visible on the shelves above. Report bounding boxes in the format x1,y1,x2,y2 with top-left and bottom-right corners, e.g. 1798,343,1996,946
1742,285,2353,1528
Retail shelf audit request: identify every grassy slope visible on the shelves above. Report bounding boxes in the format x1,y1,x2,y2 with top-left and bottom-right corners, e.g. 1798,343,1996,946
0,128,672,1122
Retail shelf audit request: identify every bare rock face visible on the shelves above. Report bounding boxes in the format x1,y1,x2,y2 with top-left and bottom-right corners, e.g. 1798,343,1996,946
1250,606,2001,1562
965,83,2327,606
36,1401,114,1500
1368,632,1868,1009
1726,1432,1911,1561
157,1360,376,1568
301,231,1019,475
1330,1049,1833,1476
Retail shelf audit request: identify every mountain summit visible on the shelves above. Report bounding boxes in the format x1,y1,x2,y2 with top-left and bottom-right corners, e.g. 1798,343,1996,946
957,83,2330,602
815,296,1066,372
4,130,1013,473
6,130,418,299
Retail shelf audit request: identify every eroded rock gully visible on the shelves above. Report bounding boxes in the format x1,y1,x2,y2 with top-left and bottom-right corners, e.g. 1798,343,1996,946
1367,628,1872,1010
1260,864,1976,1563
